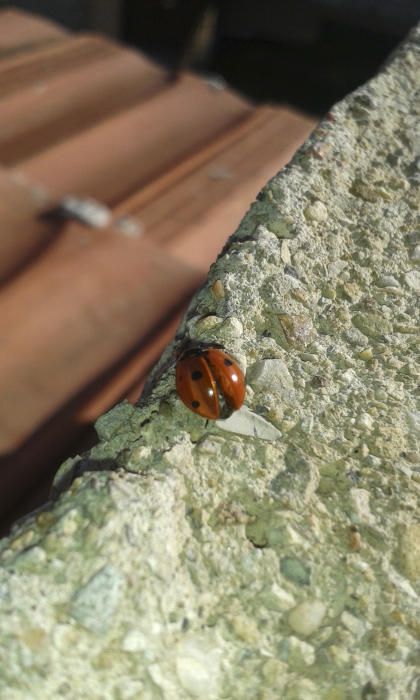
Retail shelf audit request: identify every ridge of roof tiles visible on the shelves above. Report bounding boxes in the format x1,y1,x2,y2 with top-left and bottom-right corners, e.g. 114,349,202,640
0,8,315,529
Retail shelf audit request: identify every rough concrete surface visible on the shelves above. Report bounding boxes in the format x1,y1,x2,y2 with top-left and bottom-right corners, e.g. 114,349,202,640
1,26,420,700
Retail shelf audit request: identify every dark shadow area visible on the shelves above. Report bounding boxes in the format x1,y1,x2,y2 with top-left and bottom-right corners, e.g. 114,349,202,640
4,1,417,115
209,23,399,115
0,305,184,536
123,0,419,115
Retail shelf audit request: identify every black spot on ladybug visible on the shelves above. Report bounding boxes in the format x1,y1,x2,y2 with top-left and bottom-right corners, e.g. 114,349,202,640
224,358,233,366
191,400,200,408
191,370,203,380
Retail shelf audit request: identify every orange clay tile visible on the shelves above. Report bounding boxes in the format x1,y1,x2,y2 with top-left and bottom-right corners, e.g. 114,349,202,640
0,37,167,163
0,224,203,456
0,310,185,525
0,167,60,283
18,74,252,204
0,8,317,526
117,106,315,269
0,35,120,97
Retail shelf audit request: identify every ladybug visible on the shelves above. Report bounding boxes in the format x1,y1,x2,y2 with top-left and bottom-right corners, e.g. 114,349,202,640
176,343,245,420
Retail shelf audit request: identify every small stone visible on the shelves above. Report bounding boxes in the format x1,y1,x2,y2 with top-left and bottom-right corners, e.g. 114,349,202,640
325,688,346,700
175,636,221,698
375,387,388,401
287,635,316,666
277,314,316,349
388,566,418,599
349,526,362,551
284,264,300,279
329,644,351,666
393,322,420,334
14,546,47,570
327,260,347,278
375,659,409,683
194,315,222,334
304,200,328,222
280,240,291,264
310,374,328,388
410,245,420,262
322,284,336,300
291,288,310,306
285,678,319,700
262,658,289,685
404,270,420,292
300,415,314,434
211,279,225,299
280,557,311,586
341,368,356,385
350,178,392,202
340,610,366,638
355,412,374,430
350,488,375,525
397,524,420,582
195,436,224,455
341,281,362,302
163,443,193,470
10,530,34,551
230,614,260,643
261,584,296,611
246,517,268,548
121,629,148,652
248,359,294,394
129,444,152,464
358,348,373,361
376,274,400,288
221,316,243,337
20,627,47,651
352,312,393,338
288,600,326,637
95,402,136,441
402,450,420,464
70,565,125,635
266,218,296,239
55,508,79,536
36,512,55,530
406,410,420,437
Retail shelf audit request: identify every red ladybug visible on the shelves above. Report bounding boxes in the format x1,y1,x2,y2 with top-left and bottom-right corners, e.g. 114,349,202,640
176,343,245,420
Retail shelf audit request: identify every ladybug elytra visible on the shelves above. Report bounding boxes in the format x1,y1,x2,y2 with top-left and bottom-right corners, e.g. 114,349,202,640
176,344,245,420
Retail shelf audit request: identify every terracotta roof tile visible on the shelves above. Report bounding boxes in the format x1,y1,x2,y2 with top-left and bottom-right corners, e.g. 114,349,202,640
0,35,117,97
0,167,57,282
0,8,317,526
122,106,314,269
0,36,167,163
18,74,252,204
0,310,184,521
0,226,203,455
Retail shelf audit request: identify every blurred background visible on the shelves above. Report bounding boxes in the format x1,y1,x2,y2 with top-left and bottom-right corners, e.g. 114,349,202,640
0,1,417,532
